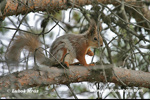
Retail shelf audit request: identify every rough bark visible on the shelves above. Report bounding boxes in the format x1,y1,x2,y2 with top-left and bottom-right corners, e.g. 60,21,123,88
0,0,148,20
0,65,150,93
0,0,108,20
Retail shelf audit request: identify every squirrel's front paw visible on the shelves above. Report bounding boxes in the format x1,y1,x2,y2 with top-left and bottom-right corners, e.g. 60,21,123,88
88,63,95,66
84,63,95,66
87,51,94,56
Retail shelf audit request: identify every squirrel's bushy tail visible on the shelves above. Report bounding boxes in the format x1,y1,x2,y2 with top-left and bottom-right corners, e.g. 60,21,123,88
6,33,47,65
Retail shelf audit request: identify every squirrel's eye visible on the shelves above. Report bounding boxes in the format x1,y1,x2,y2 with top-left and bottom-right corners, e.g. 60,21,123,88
94,37,97,41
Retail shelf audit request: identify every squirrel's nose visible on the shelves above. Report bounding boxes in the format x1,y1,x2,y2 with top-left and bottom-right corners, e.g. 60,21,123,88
100,43,103,47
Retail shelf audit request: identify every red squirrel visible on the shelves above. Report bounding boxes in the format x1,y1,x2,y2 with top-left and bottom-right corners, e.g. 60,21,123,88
6,20,103,67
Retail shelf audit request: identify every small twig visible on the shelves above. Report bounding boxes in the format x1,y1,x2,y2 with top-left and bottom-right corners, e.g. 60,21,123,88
67,84,78,99
40,16,50,56
62,53,69,64
51,17,67,33
134,46,149,65
39,21,59,35
91,49,95,64
69,1,90,22
53,85,62,99
97,15,108,83
0,26,33,34
112,64,127,86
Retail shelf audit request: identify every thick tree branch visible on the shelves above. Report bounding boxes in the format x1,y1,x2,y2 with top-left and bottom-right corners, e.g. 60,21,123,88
0,0,99,19
0,64,150,93
0,0,146,20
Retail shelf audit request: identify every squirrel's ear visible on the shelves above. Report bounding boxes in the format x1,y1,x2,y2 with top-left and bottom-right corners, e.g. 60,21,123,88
87,19,97,35
88,19,102,35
